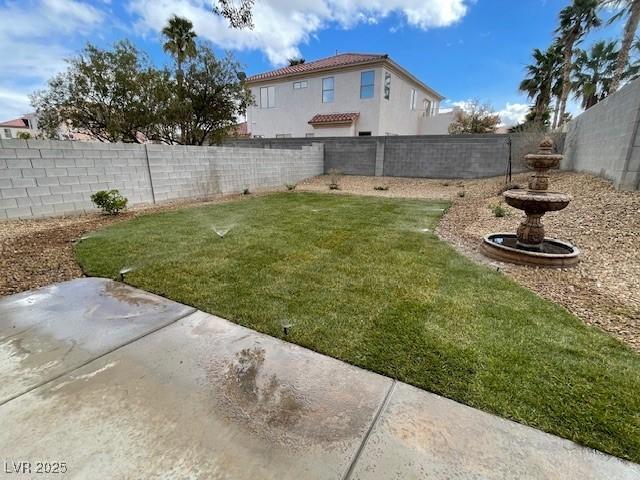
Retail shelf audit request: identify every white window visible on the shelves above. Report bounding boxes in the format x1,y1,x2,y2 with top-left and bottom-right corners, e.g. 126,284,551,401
260,86,275,108
384,72,391,100
293,81,307,89
423,99,432,116
322,77,334,103
410,89,417,110
360,71,374,99
3,128,12,138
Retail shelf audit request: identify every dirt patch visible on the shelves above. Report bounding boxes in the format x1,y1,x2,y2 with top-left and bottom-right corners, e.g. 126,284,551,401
0,193,251,297
299,173,640,351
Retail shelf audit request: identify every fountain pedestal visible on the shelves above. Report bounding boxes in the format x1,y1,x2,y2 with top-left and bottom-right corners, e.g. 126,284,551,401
481,137,579,267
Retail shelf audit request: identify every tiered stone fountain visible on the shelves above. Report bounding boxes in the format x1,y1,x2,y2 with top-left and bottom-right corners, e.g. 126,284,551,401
481,137,580,267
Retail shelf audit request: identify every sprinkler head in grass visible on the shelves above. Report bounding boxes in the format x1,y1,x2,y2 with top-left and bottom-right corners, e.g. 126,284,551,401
281,321,294,336
212,225,233,239
118,267,133,282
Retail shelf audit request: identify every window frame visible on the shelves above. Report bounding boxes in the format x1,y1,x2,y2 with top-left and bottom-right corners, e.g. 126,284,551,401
423,99,432,116
322,77,335,103
384,72,391,100
4,128,12,138
360,70,375,99
293,80,308,90
260,86,276,108
410,89,417,110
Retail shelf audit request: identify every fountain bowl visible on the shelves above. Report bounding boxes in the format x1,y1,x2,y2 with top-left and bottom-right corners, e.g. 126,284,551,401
481,233,580,268
504,190,571,213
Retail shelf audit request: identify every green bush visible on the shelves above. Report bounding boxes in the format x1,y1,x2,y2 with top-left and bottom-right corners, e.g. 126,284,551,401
490,202,506,217
90,189,128,215
374,185,389,191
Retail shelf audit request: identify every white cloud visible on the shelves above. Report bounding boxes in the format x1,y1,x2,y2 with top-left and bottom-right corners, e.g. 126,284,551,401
0,0,105,119
129,0,469,65
496,103,530,127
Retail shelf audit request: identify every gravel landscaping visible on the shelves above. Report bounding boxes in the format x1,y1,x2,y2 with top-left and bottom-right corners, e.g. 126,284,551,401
299,172,640,351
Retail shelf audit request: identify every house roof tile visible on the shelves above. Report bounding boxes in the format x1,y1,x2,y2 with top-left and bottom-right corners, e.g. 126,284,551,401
308,112,360,125
247,53,388,82
0,117,30,128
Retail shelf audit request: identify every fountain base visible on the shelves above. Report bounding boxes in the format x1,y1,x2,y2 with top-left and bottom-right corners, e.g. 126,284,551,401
481,233,580,268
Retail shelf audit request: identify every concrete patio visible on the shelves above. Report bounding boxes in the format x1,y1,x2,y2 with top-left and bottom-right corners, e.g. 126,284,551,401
1,278,638,479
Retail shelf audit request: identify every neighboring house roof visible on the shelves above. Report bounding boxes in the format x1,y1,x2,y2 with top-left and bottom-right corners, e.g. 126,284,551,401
228,121,250,137
0,117,30,129
308,112,360,125
246,52,444,100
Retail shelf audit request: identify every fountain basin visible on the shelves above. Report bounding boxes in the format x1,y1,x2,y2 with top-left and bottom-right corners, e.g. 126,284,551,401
481,233,580,268
504,190,571,213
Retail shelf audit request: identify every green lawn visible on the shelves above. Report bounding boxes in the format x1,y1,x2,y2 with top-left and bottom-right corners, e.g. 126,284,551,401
76,192,640,462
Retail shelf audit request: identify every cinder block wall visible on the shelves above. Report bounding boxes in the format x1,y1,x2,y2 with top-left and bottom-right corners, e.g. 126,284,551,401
0,140,323,219
224,133,564,178
563,77,640,190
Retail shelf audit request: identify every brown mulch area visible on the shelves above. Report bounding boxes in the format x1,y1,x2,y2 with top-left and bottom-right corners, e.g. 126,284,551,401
299,172,640,351
0,193,249,297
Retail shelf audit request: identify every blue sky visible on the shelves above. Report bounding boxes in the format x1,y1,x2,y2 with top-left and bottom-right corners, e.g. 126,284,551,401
0,0,624,124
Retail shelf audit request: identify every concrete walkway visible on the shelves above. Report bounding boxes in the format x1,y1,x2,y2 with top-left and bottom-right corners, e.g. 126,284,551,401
0,278,638,479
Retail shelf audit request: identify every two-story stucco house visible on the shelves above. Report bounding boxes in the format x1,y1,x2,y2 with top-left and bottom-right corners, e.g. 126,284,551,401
244,53,445,138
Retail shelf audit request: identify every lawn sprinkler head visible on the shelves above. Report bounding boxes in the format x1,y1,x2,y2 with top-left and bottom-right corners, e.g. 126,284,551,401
118,267,133,282
281,322,294,336
213,225,232,239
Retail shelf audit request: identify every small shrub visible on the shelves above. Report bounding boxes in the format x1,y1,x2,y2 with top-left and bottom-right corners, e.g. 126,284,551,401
442,181,450,187
328,168,342,190
285,183,297,191
90,189,128,215
457,190,466,198
243,188,251,195
490,202,506,217
17,132,31,140
374,185,389,191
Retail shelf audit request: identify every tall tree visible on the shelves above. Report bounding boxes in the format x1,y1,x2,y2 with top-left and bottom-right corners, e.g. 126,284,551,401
519,44,563,127
162,15,197,84
287,57,305,66
31,41,161,142
572,40,619,109
555,0,602,127
602,0,640,92
151,46,252,145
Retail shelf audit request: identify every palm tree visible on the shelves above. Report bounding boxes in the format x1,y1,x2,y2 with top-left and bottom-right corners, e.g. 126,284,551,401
162,15,197,82
601,0,640,92
555,0,602,127
519,44,563,128
572,40,619,109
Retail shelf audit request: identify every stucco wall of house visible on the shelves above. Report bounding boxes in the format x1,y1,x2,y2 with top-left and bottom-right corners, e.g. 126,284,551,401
377,68,441,136
247,67,384,138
